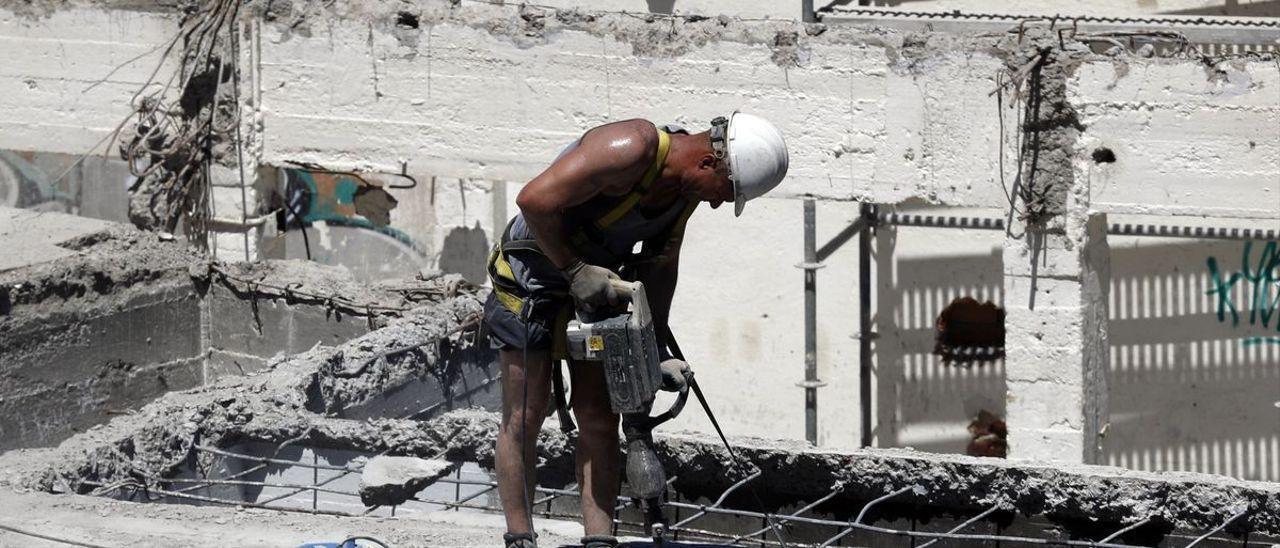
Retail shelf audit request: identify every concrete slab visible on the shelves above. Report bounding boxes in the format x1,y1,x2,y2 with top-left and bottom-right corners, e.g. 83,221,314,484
359,456,457,506
0,206,114,272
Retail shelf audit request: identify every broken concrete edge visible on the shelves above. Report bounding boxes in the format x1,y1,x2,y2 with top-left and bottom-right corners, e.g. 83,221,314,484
9,0,1260,79
0,287,486,486
0,226,198,315
0,222,476,324
203,259,481,320
8,364,1277,540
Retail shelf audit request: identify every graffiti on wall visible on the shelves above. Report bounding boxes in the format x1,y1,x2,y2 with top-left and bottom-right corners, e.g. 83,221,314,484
270,168,432,281
1205,240,1280,346
280,168,422,252
0,149,132,223
0,150,74,212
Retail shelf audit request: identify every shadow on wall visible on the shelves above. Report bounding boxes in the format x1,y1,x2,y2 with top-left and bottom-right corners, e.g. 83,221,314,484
1105,239,1279,482
439,224,490,285
647,0,675,14
1163,0,1280,16
875,228,1007,456
873,230,1279,482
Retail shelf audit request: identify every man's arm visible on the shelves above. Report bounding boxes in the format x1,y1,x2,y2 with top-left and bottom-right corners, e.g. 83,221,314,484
515,120,657,270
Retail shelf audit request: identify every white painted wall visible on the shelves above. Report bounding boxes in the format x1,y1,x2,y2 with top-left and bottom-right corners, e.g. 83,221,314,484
0,9,179,155
1072,59,1280,221
0,3,1276,480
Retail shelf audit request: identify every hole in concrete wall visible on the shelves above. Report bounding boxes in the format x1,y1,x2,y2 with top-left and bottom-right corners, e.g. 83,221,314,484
966,409,1008,458
1091,147,1117,164
396,11,420,29
352,186,398,228
934,297,1005,364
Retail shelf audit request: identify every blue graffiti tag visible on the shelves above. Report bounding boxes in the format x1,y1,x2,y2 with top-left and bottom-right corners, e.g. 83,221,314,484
1205,240,1280,346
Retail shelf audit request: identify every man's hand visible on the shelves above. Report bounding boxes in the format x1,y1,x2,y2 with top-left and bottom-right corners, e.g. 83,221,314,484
659,359,691,392
563,260,621,310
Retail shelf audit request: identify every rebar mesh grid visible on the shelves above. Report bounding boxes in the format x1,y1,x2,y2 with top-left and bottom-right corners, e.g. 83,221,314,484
80,443,1267,548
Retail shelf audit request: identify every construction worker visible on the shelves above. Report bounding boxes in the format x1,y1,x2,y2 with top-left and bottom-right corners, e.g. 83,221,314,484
484,112,789,548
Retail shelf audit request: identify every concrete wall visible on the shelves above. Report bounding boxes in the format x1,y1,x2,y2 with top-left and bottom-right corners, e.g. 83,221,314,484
0,280,204,450
1071,59,1280,221
246,3,1277,455
0,8,178,156
0,2,1276,480
205,284,375,378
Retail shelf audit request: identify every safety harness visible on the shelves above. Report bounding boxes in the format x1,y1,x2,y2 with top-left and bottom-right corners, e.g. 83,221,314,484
486,129,697,346
487,128,696,433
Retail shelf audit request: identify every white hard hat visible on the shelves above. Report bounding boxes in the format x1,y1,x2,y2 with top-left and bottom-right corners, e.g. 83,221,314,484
720,111,789,217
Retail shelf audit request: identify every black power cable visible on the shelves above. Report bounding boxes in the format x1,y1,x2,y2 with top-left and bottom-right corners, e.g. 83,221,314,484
664,330,791,548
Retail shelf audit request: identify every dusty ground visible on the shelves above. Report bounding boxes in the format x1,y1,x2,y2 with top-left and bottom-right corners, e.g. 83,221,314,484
0,489,584,548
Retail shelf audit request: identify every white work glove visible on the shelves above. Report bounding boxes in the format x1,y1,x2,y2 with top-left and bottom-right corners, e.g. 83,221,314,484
659,359,691,392
562,260,621,311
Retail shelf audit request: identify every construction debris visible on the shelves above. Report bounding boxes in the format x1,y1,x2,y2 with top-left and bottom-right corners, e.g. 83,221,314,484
359,456,457,507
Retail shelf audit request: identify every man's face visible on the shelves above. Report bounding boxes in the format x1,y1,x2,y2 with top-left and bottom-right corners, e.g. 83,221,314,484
686,154,734,209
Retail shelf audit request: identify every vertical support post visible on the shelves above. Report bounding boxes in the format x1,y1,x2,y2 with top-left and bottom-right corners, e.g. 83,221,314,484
1003,212,1111,463
802,0,816,22
311,451,319,511
858,202,876,448
802,198,820,445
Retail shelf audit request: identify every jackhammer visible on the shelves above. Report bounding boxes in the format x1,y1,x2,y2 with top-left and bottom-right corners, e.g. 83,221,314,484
564,280,692,546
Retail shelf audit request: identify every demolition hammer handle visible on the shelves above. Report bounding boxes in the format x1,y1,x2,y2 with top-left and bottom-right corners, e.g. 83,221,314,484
610,279,638,301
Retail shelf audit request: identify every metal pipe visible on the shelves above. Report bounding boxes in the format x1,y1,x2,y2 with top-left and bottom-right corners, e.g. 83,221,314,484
802,0,816,22
802,198,820,445
816,217,867,263
858,202,876,448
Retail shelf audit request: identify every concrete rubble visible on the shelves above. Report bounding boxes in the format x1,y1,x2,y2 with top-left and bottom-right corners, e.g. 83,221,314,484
0,207,487,450
359,456,458,506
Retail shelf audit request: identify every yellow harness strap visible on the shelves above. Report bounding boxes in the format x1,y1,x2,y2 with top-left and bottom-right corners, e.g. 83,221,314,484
487,246,526,315
486,128,677,354
594,130,670,229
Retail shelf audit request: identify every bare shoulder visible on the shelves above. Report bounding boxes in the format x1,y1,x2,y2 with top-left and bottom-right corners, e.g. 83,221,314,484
579,119,659,170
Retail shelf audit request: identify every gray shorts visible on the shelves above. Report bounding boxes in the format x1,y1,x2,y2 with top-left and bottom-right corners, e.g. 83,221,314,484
482,290,572,353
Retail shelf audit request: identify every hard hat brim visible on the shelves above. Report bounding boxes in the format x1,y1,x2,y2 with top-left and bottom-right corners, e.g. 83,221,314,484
729,111,745,217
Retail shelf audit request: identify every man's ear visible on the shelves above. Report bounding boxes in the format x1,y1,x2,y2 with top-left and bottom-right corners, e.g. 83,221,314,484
699,154,717,170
